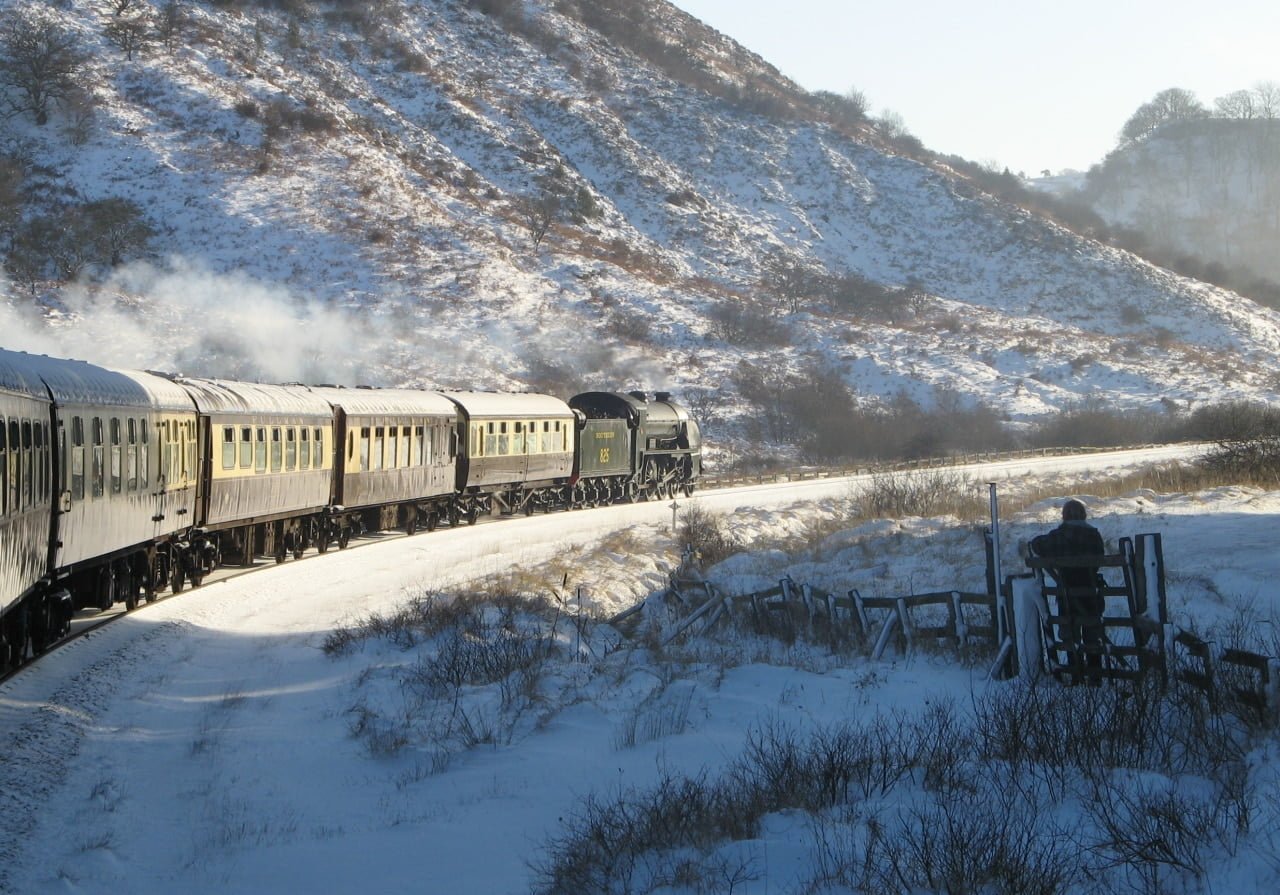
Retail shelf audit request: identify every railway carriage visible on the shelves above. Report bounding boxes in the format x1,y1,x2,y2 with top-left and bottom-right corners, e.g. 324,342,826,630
175,378,334,565
1,349,202,669
308,386,458,536
1,351,55,667
442,392,576,519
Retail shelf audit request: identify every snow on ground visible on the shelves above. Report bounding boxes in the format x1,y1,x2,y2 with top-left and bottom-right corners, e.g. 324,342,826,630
3,448,1279,894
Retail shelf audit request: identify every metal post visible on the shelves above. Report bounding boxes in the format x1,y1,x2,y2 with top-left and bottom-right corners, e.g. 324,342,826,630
670,500,680,532
988,483,1005,646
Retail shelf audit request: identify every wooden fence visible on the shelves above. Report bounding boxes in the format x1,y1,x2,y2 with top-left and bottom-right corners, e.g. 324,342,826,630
614,533,1277,717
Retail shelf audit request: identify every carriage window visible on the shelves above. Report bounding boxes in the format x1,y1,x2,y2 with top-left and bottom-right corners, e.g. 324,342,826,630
185,422,196,482
31,421,42,501
108,418,121,494
271,427,283,472
498,421,509,455
240,426,252,468
314,428,323,468
300,428,311,469
8,420,19,511
0,417,7,516
387,426,397,469
373,427,384,471
69,417,84,501
255,427,267,473
360,427,371,471
91,417,104,498
139,421,148,489
285,427,297,471
398,426,410,468
222,426,236,470
415,426,426,465
127,419,138,491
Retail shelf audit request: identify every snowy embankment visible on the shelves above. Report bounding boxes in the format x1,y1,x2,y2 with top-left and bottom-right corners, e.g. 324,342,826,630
5,445,1280,894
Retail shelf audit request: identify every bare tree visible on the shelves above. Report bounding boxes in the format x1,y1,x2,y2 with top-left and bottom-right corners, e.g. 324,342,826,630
0,10,87,126
105,14,153,61
518,187,560,249
1120,87,1207,146
102,0,142,15
156,1,187,55
1214,89,1256,120
762,250,823,314
82,197,154,267
682,386,718,438
1253,81,1280,120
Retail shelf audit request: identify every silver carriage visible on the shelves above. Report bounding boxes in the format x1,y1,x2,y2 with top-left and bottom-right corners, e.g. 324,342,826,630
308,387,458,536
175,378,335,563
2,350,200,638
1,349,55,667
441,392,576,519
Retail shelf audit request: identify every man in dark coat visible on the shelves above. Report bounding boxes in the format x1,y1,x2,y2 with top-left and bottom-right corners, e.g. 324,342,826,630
1030,498,1106,682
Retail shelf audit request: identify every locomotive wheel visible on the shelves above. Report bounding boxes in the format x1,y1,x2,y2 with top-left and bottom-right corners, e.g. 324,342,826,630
683,481,695,497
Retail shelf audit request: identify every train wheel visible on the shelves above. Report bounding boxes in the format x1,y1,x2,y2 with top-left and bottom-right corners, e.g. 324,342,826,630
425,512,438,532
124,569,139,611
405,515,418,536
683,481,695,497
466,506,479,526
171,562,185,594
338,529,351,550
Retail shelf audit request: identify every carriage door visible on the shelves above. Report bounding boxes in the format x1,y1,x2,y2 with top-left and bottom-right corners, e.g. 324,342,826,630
195,415,211,528
152,419,169,534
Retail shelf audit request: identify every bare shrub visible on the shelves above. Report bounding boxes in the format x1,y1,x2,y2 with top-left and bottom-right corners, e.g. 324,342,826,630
677,503,739,568
1028,394,1182,449
856,470,985,521
1176,400,1280,486
707,301,790,348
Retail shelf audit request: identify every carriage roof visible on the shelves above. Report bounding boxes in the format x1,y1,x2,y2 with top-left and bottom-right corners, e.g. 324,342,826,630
175,378,334,418
0,348,194,411
439,391,573,420
307,386,457,418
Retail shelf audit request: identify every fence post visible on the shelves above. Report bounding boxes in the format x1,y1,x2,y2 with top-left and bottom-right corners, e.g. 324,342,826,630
1010,574,1047,680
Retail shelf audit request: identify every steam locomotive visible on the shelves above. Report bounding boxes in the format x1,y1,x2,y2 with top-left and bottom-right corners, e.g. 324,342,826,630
0,347,701,671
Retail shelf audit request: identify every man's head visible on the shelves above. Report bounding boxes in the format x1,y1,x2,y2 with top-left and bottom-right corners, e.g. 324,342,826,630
1062,498,1088,521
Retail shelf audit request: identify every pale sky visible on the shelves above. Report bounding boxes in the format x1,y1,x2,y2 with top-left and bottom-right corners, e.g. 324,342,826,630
670,0,1280,175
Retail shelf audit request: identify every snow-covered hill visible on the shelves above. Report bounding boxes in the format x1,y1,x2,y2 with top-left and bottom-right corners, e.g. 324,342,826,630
3,0,1280,448
1081,118,1280,287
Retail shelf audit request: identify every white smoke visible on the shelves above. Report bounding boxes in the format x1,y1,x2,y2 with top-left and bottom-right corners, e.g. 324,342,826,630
2,259,450,385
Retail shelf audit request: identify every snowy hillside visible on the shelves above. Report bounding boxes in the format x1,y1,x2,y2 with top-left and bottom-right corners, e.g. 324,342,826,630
3,0,1280,444
1081,118,1280,288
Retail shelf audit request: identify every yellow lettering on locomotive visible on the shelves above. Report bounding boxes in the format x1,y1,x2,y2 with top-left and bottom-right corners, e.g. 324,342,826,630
599,447,610,463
